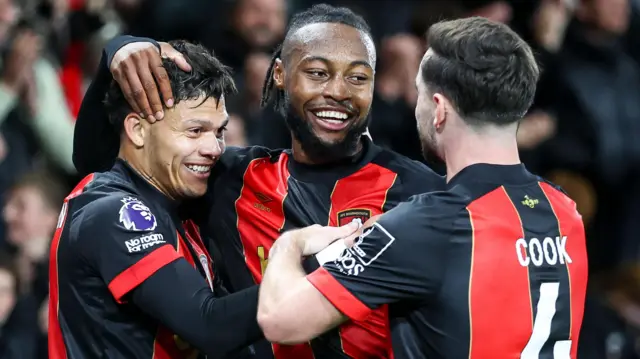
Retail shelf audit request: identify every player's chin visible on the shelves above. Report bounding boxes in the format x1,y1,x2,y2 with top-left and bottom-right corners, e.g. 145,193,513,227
179,183,208,199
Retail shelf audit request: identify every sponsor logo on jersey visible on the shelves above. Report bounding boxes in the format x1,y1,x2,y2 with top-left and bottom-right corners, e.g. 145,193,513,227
119,197,157,231
332,223,395,276
337,208,371,227
125,233,165,253
521,195,539,208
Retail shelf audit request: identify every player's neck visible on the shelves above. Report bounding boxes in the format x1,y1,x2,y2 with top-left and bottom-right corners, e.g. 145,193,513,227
117,151,178,202
290,138,364,165
444,130,520,182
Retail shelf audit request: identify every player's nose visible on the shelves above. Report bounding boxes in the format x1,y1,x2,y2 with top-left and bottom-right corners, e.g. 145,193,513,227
198,137,223,159
323,77,351,102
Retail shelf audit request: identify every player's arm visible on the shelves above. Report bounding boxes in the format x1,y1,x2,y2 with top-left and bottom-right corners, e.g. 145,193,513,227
258,199,451,344
78,195,262,357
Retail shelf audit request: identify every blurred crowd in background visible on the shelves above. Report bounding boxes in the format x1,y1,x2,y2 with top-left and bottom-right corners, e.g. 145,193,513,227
0,0,639,357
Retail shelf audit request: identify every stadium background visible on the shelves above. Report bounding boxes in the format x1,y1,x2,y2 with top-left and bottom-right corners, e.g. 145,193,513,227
0,0,638,357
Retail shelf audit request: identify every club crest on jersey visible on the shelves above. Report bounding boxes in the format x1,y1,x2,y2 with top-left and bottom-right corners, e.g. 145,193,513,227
337,208,371,227
119,197,157,231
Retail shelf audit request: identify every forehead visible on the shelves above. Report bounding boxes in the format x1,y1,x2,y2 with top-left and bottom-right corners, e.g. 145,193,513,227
164,96,228,125
288,22,376,66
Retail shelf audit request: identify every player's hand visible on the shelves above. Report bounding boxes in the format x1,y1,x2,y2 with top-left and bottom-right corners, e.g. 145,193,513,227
293,222,360,256
110,41,191,122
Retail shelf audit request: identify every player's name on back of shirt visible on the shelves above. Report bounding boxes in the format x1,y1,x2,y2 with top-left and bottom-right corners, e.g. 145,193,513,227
516,235,572,267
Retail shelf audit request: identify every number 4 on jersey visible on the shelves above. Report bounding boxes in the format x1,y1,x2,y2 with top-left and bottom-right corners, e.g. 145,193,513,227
521,282,571,359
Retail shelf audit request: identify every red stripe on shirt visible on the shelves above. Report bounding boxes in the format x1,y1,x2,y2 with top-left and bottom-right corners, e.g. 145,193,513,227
108,245,181,303
539,182,588,358
467,187,532,358
49,173,95,359
326,163,397,358
307,267,372,322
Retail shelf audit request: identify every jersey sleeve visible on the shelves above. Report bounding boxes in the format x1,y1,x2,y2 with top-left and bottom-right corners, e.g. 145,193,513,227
307,195,452,321
77,194,180,303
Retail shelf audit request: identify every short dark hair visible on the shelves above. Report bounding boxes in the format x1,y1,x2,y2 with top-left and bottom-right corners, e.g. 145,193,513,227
422,17,539,126
260,4,372,114
104,40,237,131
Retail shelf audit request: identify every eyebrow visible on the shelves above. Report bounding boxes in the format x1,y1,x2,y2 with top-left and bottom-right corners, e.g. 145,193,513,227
184,117,230,128
302,56,373,70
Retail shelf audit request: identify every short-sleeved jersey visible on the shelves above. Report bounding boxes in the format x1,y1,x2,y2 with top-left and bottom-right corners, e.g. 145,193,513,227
48,159,218,359
203,137,445,359
308,163,589,359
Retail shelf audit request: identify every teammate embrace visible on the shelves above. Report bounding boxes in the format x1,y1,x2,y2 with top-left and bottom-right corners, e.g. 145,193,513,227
54,3,588,359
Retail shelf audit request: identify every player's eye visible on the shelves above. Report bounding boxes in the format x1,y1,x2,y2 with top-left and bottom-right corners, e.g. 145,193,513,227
306,70,328,79
187,127,203,136
349,75,369,84
216,125,227,139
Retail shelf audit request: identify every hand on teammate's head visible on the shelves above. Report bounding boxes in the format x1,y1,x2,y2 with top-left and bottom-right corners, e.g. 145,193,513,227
109,41,191,123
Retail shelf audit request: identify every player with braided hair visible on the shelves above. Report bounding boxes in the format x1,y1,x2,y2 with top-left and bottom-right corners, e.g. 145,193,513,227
72,4,444,358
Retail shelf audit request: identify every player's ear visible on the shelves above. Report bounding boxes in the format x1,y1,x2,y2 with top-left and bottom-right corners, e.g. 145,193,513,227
273,59,285,90
433,93,447,131
123,113,146,148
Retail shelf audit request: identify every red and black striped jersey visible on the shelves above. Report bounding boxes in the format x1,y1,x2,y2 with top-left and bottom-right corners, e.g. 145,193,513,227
309,163,588,359
49,159,261,359
201,137,444,359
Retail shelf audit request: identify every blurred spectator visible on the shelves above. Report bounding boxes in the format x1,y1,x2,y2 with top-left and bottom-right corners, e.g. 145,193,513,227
227,114,249,148
0,0,76,186
0,251,38,359
202,0,286,70
2,170,65,302
580,264,640,358
533,0,640,272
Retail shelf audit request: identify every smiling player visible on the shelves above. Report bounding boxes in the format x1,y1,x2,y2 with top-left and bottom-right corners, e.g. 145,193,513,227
71,5,445,358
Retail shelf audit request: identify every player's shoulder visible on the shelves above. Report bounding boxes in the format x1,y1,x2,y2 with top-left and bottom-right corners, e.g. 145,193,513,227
371,146,445,192
71,174,158,234
536,177,581,220
378,190,468,236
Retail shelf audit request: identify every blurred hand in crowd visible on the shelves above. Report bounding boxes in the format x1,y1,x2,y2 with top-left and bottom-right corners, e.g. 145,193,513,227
533,0,574,52
467,1,512,24
0,265,16,326
21,69,38,116
0,0,18,45
517,111,557,150
377,33,422,106
1,30,41,95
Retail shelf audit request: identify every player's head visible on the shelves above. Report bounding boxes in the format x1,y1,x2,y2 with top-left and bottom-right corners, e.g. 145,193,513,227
415,17,539,161
105,41,236,199
261,4,376,163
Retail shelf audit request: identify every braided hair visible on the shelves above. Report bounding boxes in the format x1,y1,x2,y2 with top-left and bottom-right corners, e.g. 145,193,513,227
260,4,373,114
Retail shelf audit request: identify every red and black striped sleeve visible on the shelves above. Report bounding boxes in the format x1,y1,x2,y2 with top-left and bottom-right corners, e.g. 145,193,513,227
307,193,454,321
